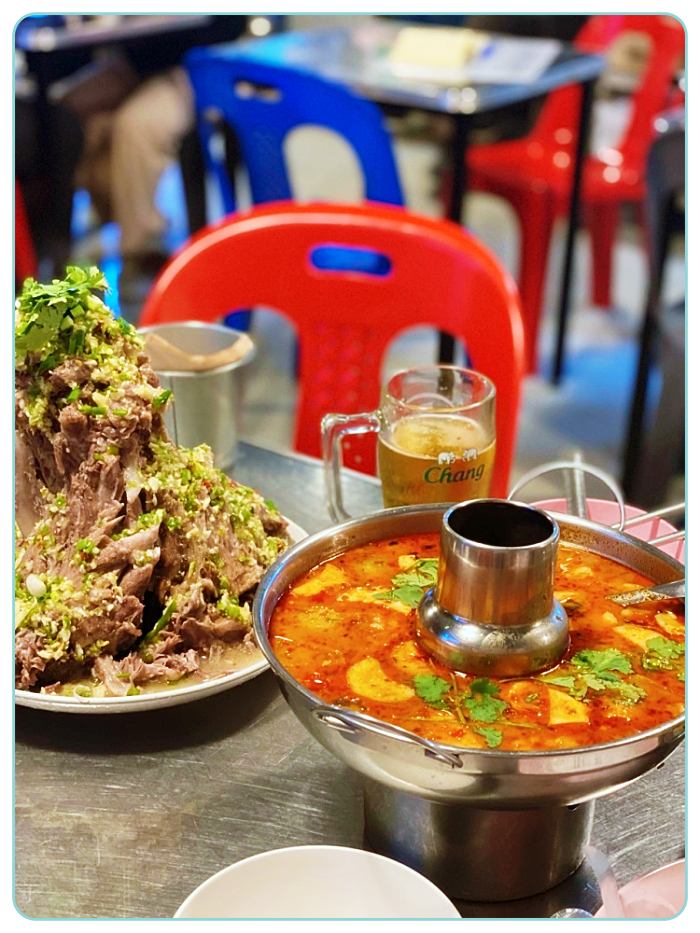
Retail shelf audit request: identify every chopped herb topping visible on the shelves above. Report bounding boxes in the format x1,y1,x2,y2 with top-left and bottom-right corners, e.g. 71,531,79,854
142,599,177,646
152,389,173,409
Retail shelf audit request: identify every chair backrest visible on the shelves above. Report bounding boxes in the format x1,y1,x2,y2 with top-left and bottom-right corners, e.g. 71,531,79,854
531,15,625,141
531,15,683,166
185,48,403,213
140,203,525,496
612,16,684,164
15,179,37,286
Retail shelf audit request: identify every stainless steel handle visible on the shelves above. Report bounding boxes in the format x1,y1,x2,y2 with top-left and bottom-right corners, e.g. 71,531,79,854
313,706,464,769
564,450,590,520
648,529,685,547
612,501,684,531
508,460,626,531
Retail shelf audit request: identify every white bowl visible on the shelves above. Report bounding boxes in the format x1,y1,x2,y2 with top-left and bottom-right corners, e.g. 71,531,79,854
174,845,461,919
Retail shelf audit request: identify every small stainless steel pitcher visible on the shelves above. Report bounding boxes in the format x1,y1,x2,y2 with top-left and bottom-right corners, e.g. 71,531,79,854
139,322,255,469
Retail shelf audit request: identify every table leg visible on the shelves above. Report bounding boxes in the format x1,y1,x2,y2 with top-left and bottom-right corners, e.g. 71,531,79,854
621,200,673,499
439,113,470,364
551,78,596,384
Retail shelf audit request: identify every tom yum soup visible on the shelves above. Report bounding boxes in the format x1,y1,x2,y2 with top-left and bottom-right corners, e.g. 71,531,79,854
270,535,685,752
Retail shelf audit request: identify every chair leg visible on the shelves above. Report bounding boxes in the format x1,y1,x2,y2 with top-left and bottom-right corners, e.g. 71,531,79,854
179,128,207,235
587,202,618,308
511,192,556,374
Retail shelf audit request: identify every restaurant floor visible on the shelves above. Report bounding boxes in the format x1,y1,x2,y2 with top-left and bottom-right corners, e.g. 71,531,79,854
78,117,685,507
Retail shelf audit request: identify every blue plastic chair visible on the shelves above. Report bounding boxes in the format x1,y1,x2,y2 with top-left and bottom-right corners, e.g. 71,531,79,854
185,47,404,213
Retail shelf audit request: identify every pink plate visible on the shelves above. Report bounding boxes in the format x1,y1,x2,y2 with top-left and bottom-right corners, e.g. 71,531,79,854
595,859,686,918
533,498,684,564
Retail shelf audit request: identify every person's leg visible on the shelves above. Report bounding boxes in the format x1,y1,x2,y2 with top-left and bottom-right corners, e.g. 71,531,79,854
110,67,194,257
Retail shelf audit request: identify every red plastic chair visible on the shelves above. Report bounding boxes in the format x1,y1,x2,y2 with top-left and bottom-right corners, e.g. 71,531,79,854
140,202,525,496
467,15,684,372
15,180,38,286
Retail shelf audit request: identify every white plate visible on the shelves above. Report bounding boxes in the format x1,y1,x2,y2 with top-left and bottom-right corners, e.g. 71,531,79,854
174,845,461,918
15,517,307,714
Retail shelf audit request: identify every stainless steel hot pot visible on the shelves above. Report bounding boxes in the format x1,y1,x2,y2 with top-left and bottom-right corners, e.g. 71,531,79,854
253,505,684,901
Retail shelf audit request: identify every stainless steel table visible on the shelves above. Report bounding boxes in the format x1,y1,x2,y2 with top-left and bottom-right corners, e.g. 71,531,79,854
224,21,605,377
15,443,684,918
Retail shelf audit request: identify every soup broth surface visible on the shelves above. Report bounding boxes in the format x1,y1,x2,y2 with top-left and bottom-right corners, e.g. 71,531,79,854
270,534,685,751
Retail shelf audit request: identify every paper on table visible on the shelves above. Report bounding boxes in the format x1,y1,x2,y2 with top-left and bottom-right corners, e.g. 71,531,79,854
386,29,561,86
389,27,487,72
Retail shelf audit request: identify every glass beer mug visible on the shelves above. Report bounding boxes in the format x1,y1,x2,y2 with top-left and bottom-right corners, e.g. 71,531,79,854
322,365,496,522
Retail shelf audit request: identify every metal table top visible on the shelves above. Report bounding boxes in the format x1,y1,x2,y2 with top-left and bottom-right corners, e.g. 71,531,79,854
15,443,684,919
223,21,604,115
15,14,213,54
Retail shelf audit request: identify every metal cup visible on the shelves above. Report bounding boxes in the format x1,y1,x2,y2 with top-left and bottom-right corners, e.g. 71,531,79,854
138,322,255,470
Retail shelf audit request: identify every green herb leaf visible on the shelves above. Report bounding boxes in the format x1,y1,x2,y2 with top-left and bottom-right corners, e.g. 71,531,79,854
464,678,508,723
646,636,684,660
414,674,451,708
392,558,439,589
473,725,503,748
613,680,647,705
373,557,439,608
391,584,425,608
539,674,577,691
66,386,81,402
572,648,632,676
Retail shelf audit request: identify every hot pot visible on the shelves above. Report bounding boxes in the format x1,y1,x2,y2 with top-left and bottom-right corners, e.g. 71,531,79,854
252,504,684,901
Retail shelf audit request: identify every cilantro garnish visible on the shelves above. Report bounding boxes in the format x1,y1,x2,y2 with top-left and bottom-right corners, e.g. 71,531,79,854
413,674,451,708
642,636,684,673
15,266,108,368
545,648,646,706
571,648,632,676
375,557,438,608
473,726,503,748
463,678,508,723
539,674,577,692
